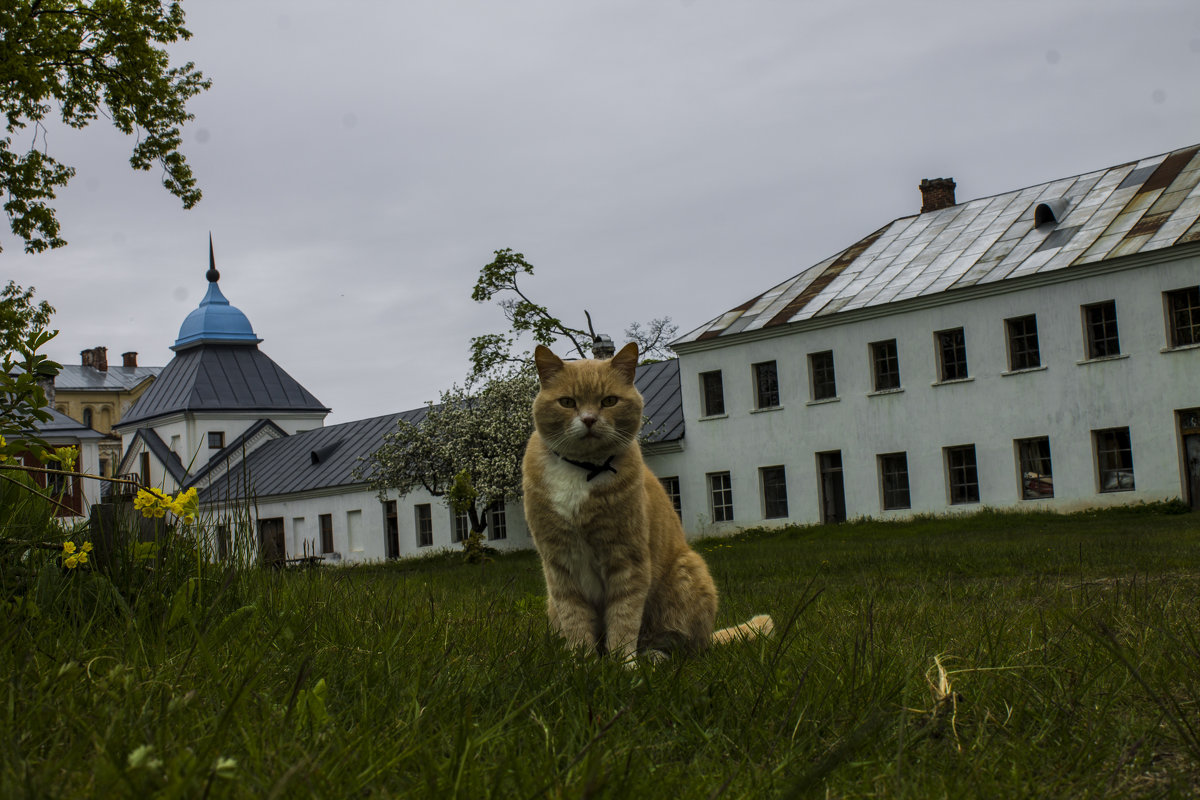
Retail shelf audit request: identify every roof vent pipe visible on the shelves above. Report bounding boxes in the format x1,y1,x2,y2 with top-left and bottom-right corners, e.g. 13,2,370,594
1035,197,1070,227
919,178,956,213
310,441,341,466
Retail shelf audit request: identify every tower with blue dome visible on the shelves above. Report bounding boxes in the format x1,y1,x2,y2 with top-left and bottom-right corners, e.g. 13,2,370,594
115,241,330,491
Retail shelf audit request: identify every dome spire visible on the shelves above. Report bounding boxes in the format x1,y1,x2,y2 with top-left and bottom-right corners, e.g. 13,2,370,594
172,237,262,351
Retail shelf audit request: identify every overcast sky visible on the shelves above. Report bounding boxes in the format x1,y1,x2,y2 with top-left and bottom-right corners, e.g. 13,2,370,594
6,1,1199,424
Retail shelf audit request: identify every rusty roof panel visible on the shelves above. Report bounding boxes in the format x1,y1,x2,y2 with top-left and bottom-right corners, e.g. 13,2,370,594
674,143,1200,347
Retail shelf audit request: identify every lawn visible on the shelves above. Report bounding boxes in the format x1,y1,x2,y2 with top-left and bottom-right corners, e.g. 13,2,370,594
3,505,1199,798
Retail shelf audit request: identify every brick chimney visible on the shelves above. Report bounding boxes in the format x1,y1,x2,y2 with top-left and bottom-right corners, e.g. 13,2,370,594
122,351,138,368
919,178,957,213
81,346,108,371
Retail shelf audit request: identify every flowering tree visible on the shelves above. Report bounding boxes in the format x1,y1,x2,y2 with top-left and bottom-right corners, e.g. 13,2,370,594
470,248,677,378
357,368,537,539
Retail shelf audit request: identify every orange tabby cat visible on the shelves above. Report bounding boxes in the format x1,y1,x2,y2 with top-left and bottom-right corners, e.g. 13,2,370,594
522,342,772,663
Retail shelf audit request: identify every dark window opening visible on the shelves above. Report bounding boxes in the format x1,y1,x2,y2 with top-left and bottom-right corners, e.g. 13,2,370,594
708,472,733,522
1095,427,1134,492
319,513,334,554
1166,286,1200,347
1017,437,1054,499
870,340,901,391
415,503,433,547
946,445,980,505
753,361,780,408
936,328,969,381
700,371,725,416
208,431,225,450
1083,301,1120,359
1006,315,1041,371
809,350,837,400
879,453,911,510
660,476,682,517
760,466,789,519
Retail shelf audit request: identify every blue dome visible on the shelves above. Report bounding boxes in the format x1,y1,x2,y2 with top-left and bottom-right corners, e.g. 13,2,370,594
173,272,261,351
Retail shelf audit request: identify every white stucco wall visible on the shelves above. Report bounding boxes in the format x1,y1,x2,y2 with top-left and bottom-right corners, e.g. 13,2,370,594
209,485,533,563
672,253,1200,530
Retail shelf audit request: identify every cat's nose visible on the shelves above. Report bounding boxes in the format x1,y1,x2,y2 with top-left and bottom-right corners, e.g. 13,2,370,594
580,413,597,428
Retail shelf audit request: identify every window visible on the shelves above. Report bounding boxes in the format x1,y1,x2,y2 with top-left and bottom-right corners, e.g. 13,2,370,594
935,328,968,381
809,351,837,401
1006,315,1041,371
140,451,151,486
488,502,507,540
1095,427,1134,492
82,407,93,428
1083,300,1120,359
945,445,979,505
753,361,780,408
415,504,433,547
878,453,911,510
1016,437,1054,499
208,431,225,449
870,339,901,391
760,466,788,519
708,472,734,522
452,509,470,542
660,476,682,517
700,371,725,416
319,513,333,554
1165,286,1200,347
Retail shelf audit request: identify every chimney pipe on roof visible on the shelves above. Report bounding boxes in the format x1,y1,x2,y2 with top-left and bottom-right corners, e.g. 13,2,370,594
122,351,138,368
591,335,615,359
920,178,957,213
81,346,108,371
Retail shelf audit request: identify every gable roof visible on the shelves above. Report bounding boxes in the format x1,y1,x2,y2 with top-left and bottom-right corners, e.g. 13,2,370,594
116,344,329,428
33,408,107,441
676,142,1200,346
120,428,189,485
200,409,427,504
198,359,685,504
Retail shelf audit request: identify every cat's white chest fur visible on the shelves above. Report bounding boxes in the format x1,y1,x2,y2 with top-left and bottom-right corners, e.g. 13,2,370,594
542,454,610,521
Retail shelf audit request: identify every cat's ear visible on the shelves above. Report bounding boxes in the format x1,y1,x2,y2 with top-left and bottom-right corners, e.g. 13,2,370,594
534,345,565,384
609,342,639,384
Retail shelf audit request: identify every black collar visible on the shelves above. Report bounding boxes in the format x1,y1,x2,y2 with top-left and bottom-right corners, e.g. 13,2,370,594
553,452,618,481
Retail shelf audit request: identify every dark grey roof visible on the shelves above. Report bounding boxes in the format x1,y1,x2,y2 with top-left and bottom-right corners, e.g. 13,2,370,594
200,408,427,503
186,419,288,486
636,359,684,444
117,344,329,427
198,359,684,503
124,428,189,485
677,142,1200,345
55,364,161,392
32,408,107,440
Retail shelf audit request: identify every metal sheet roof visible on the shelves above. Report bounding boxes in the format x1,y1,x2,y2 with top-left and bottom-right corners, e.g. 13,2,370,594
32,408,107,440
676,142,1200,345
198,359,684,502
55,365,162,392
117,344,329,427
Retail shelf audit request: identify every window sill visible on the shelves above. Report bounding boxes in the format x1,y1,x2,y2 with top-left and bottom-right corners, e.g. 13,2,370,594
931,377,975,387
750,405,784,415
1076,353,1129,366
699,413,729,422
1002,365,1048,377
867,387,905,397
1161,342,1200,354
806,397,841,406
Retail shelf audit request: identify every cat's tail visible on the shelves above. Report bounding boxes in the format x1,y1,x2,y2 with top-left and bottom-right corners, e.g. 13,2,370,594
711,614,774,645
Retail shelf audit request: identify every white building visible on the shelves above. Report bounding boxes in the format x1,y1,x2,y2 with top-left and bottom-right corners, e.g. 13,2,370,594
670,143,1200,529
119,142,1200,561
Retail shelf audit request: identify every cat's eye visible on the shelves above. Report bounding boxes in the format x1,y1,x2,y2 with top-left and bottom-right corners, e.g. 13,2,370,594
601,396,619,407
558,397,576,408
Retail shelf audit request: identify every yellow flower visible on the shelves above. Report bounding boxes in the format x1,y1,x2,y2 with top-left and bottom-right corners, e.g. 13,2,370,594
134,488,172,519
77,551,88,565
170,487,199,523
63,541,77,554
53,446,78,472
81,542,93,553
0,434,7,462
64,555,79,569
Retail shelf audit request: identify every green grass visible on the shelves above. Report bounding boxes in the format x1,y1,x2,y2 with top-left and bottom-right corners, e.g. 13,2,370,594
3,505,1199,798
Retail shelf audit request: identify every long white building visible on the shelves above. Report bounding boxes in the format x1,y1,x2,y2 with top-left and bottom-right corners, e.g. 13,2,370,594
115,142,1200,562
